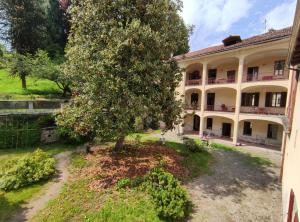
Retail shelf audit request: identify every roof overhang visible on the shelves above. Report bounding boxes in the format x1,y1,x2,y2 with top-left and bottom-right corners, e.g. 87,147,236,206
288,0,300,67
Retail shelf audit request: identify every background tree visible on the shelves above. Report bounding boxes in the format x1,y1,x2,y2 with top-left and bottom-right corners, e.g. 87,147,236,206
0,0,48,89
8,53,33,89
57,0,190,150
32,50,71,96
45,0,71,57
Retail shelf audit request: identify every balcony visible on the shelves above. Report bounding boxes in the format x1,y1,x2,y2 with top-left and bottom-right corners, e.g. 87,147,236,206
207,77,236,85
185,103,200,110
206,104,235,112
185,79,202,86
243,73,289,82
240,106,285,115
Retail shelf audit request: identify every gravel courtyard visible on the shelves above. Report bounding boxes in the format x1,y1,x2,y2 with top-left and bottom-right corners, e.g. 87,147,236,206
187,148,282,222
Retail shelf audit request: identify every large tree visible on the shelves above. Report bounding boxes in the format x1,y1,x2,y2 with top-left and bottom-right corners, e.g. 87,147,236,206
56,0,190,150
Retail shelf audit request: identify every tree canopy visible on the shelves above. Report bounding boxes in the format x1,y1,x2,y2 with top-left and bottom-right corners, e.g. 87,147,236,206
56,0,190,149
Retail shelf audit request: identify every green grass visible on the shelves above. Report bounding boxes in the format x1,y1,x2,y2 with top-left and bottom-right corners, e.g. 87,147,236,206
165,141,212,178
210,142,272,167
125,130,161,142
86,191,161,222
0,143,77,221
0,69,62,100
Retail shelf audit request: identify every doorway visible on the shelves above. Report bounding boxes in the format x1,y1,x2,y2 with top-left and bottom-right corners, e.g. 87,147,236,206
247,67,259,81
207,93,215,110
191,93,199,107
222,123,231,137
193,115,200,131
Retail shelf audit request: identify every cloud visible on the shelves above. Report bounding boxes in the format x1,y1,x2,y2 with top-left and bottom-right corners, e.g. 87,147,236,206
265,0,296,30
181,0,252,50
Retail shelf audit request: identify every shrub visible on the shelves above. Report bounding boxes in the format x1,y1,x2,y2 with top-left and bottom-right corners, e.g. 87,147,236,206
183,138,205,153
0,149,56,190
143,167,189,221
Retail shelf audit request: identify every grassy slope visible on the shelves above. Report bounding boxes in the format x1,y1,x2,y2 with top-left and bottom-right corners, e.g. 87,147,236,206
0,143,77,221
0,69,62,100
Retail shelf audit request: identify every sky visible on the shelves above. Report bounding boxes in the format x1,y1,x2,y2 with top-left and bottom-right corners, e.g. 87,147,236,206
181,0,297,51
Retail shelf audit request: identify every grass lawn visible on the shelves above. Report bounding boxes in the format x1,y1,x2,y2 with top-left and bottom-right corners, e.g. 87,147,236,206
0,143,77,222
0,69,62,100
210,142,272,167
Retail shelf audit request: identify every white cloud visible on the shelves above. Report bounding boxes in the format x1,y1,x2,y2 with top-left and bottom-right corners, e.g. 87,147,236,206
181,0,252,50
265,0,296,30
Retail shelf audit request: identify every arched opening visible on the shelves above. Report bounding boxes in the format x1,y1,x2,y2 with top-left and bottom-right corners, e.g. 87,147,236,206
185,63,203,86
241,85,288,115
183,114,200,134
207,57,239,84
203,116,234,139
238,119,284,148
205,87,237,112
243,49,289,82
185,88,201,110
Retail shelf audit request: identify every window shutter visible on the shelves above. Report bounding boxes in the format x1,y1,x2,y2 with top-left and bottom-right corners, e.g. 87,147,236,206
265,92,271,107
254,93,260,106
281,92,287,107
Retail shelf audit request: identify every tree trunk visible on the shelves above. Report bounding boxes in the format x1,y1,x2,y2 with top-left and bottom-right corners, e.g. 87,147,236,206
114,136,125,152
21,75,27,89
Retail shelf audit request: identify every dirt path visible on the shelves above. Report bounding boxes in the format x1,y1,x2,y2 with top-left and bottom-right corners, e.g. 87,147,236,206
187,150,282,222
9,151,72,222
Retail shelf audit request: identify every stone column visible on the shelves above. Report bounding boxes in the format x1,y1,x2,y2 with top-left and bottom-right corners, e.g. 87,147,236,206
233,56,244,145
200,62,208,137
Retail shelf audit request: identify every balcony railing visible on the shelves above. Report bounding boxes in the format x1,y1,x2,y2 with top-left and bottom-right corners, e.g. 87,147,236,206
240,106,285,115
207,77,236,84
206,105,235,112
185,79,202,86
243,72,289,82
185,103,200,110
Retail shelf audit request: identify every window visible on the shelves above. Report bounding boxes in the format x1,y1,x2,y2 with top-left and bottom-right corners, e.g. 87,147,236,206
188,71,200,80
243,121,252,136
241,93,259,107
274,60,285,76
267,124,278,139
206,118,213,130
265,92,287,107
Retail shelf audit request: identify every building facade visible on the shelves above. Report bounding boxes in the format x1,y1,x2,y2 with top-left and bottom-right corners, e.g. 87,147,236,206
175,27,292,148
282,1,300,221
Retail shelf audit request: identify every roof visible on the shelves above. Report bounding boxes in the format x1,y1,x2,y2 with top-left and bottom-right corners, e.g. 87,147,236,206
174,27,292,61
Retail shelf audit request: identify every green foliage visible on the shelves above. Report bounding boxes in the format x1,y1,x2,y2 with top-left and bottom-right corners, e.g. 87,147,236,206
32,50,71,96
116,178,131,190
0,149,55,191
0,0,48,55
57,0,189,148
143,167,190,221
183,138,206,153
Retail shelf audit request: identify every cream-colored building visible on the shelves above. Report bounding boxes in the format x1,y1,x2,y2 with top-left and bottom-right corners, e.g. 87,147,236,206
281,1,300,221
175,27,292,149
